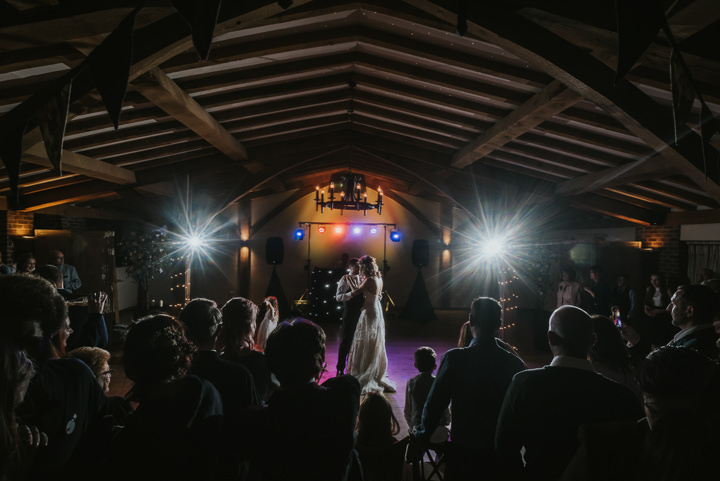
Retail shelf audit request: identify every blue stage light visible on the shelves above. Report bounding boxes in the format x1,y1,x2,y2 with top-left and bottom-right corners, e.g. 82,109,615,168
352,226,362,235
294,228,305,240
369,226,378,235
389,230,401,242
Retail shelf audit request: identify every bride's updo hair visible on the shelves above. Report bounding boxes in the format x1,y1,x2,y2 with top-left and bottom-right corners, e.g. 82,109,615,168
359,255,380,278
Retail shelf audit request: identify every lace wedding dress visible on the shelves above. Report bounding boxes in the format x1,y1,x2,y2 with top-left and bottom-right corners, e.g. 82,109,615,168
348,278,396,394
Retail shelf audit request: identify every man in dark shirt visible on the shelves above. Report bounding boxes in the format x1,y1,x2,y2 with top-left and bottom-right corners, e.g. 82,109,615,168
495,305,643,481
417,297,526,481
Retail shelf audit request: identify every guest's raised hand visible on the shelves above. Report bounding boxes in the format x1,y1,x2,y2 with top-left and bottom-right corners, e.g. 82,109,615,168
89,291,108,314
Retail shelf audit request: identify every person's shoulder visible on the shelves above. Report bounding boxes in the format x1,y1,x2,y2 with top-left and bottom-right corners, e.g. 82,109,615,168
322,374,361,397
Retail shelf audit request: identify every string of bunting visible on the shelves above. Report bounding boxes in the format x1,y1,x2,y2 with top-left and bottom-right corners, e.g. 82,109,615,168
0,0,298,209
615,0,720,178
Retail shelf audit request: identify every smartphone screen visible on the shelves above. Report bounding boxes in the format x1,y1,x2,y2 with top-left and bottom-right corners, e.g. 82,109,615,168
612,307,622,327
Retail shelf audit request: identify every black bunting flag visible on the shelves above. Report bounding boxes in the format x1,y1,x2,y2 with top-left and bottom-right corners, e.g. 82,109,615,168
36,79,72,175
169,0,223,61
615,0,666,84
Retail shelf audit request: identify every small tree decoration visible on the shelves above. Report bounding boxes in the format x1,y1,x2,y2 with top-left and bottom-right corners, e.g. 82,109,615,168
117,226,171,312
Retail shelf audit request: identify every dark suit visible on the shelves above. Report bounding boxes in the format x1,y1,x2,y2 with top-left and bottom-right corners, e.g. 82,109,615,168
630,324,719,361
495,361,643,481
419,337,526,480
335,274,364,373
192,350,260,418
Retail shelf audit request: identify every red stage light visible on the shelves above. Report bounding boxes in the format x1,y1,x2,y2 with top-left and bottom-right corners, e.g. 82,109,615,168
318,226,326,233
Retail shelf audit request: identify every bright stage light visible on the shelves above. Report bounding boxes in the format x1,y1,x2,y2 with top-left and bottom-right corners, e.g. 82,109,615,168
369,226,378,235
389,230,401,242
482,237,506,258
183,234,207,252
334,226,344,235
352,226,362,235
293,228,305,240
318,226,326,234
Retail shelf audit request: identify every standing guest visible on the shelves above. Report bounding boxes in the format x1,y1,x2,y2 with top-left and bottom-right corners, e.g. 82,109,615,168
0,251,12,275
243,318,361,481
557,268,582,308
17,253,36,274
335,258,364,376
495,305,643,481
589,315,641,401
610,273,638,325
643,272,677,348
180,298,259,418
48,249,81,293
105,314,224,481
1,274,106,478
254,296,279,352
220,297,278,402
622,284,719,360
583,266,611,315
404,347,449,443
417,297,526,481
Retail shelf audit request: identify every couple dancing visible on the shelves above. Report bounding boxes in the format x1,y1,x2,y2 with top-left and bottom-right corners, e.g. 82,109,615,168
335,255,396,394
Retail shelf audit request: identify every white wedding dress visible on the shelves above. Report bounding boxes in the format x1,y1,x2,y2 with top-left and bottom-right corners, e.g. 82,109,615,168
348,278,396,394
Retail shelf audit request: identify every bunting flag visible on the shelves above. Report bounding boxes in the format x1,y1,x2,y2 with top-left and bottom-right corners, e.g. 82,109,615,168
0,120,27,209
277,0,293,8
169,0,223,61
88,6,139,129
670,48,696,145
36,79,72,175
614,0,666,84
456,0,468,37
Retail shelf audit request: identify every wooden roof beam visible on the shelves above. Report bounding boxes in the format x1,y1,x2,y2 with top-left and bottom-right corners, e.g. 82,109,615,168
452,80,581,168
132,67,259,171
23,143,137,184
555,155,678,196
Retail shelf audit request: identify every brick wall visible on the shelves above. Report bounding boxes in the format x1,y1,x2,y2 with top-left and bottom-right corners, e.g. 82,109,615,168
5,211,35,263
636,225,684,284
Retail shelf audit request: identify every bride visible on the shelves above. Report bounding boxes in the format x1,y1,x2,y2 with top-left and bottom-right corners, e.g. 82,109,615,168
347,255,396,394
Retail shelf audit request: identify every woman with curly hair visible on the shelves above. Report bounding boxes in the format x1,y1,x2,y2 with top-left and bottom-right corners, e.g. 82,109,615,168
348,255,396,394
105,314,224,481
220,297,278,402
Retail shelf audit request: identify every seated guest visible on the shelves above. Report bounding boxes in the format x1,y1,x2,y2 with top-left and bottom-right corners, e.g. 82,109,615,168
180,298,260,418
48,249,81,293
219,297,278,402
642,273,677,348
104,314,224,481
404,347,449,443
254,296,279,352
356,392,409,481
0,250,12,275
1,274,106,478
242,318,361,481
560,346,720,481
17,253,36,274
66,346,133,422
495,305,643,481
418,297,526,481
35,264,108,350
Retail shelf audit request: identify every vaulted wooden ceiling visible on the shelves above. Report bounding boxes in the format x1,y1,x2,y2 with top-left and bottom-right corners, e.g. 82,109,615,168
1,0,720,228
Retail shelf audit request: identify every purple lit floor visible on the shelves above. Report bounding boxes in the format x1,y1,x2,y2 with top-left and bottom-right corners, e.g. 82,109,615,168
108,311,552,434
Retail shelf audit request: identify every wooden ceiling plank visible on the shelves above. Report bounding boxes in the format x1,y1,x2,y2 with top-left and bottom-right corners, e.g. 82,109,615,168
665,209,720,226
132,67,258,171
23,143,136,184
555,155,678,196
452,80,581,168
405,1,720,203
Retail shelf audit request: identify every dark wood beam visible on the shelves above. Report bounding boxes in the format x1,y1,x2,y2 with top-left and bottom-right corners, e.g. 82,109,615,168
452,80,581,168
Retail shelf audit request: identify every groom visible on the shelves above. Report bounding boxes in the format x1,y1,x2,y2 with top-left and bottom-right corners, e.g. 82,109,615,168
335,257,364,376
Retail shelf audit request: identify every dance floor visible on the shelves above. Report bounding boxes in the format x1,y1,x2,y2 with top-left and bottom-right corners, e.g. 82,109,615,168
108,311,552,435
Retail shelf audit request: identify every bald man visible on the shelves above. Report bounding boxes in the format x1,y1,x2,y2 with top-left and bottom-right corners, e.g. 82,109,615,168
49,249,82,293
495,306,642,481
